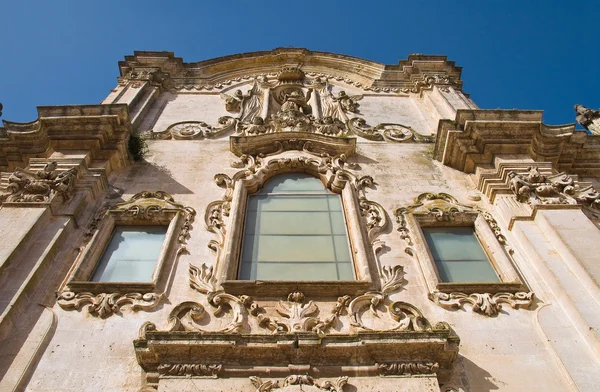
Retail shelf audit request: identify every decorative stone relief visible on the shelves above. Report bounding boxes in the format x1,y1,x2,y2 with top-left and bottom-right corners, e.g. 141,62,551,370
250,375,348,392
377,362,440,376
508,166,600,209
158,363,222,378
151,117,237,140
249,292,350,337
348,118,434,142
0,161,77,203
394,193,534,317
430,291,534,317
57,292,164,318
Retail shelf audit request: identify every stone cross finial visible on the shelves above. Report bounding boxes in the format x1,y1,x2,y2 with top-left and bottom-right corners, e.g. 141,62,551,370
574,104,600,135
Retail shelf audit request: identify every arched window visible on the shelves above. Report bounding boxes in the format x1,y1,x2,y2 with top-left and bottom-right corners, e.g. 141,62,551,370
239,173,354,281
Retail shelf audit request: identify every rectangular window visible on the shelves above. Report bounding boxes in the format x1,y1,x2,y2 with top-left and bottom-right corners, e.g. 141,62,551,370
91,226,167,282
422,226,499,283
239,174,354,281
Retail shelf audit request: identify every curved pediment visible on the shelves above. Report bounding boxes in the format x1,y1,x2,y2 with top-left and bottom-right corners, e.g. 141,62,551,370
118,48,464,93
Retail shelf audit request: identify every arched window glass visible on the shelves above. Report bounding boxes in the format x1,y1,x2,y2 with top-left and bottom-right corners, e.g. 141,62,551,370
239,173,354,281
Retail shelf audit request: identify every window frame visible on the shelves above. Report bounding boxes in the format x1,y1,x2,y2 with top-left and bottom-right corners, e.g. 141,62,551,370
66,191,193,294
396,193,527,295
208,152,384,297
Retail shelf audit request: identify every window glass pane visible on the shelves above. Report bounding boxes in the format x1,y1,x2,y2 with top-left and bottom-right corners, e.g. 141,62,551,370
241,174,354,281
422,227,499,283
259,173,328,194
250,195,330,212
91,226,167,282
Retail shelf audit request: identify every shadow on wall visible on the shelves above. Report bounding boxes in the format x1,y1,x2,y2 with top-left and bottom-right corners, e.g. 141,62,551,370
441,354,500,392
116,160,194,195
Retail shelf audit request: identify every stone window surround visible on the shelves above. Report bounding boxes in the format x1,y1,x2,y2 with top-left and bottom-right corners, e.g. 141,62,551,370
210,152,384,297
66,191,189,294
405,210,524,294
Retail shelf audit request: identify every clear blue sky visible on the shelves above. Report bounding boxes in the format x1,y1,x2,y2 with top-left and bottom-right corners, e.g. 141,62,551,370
1,1,598,126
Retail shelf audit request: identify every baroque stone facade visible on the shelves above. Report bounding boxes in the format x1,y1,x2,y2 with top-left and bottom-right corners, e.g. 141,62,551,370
0,48,599,391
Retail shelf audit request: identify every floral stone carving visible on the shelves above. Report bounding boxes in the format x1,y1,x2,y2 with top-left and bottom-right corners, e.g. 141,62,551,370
157,363,222,378
57,292,164,318
430,291,534,317
250,375,348,392
0,161,77,203
250,292,350,337
152,117,237,140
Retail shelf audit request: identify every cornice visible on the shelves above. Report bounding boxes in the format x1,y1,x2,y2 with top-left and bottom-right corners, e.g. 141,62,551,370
0,104,131,171
434,109,600,175
117,48,464,93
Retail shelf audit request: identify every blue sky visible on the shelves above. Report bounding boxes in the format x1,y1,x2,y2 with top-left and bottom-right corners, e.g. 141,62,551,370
1,1,598,126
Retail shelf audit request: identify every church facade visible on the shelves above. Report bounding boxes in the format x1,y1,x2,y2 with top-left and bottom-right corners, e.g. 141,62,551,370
0,48,599,391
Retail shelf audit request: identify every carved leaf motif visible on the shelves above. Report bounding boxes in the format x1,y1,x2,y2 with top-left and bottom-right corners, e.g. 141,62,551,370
158,363,222,378
189,263,216,295
430,291,534,317
380,265,406,294
57,291,164,318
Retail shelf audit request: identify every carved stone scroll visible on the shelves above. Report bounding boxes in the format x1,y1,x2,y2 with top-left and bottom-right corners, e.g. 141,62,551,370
348,118,435,143
430,291,534,317
153,117,237,139
57,292,164,318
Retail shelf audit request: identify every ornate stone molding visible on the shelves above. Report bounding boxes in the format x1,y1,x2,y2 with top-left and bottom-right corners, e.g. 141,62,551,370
250,375,348,392
348,118,434,143
150,117,237,140
205,152,387,263
0,161,77,203
157,363,222,378
60,191,195,317
377,362,440,376
57,292,164,318
430,291,534,317
434,109,600,176
394,193,533,316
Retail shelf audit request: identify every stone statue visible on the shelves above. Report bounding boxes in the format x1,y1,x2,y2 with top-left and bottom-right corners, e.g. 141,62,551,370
574,104,600,135
221,79,266,123
319,80,363,122
280,89,313,115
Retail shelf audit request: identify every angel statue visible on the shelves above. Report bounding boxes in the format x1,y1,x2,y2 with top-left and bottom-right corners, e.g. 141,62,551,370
318,80,363,122
220,79,266,122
